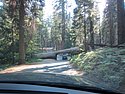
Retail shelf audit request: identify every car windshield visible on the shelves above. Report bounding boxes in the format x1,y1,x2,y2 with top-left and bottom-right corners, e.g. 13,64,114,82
0,0,125,93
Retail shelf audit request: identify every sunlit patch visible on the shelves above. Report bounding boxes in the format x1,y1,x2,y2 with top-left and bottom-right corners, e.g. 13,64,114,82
0,2,3,6
0,59,82,76
33,70,45,73
61,69,83,76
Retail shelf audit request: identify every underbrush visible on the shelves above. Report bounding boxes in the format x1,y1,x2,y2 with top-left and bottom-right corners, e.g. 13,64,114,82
70,47,125,89
0,63,14,71
26,57,42,64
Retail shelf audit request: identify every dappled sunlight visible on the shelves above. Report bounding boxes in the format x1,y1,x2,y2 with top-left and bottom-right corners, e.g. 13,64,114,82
61,69,83,76
0,65,34,74
0,64,45,74
0,59,83,76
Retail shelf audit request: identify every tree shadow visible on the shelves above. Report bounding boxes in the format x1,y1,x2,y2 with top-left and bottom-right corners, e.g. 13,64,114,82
16,63,71,73
0,60,89,86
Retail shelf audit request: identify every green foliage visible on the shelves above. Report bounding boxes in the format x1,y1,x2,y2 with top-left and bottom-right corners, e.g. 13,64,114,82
51,0,74,49
0,63,13,71
70,47,125,88
0,0,45,64
72,0,100,50
0,14,15,64
26,57,42,64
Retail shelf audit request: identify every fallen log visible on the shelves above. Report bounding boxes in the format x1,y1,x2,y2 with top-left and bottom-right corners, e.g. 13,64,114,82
88,43,125,48
34,47,83,59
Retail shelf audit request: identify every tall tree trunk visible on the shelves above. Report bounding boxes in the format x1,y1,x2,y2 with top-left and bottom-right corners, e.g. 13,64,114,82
117,0,125,44
90,17,95,50
83,3,87,52
19,0,25,64
11,22,15,64
61,0,65,49
99,22,101,44
109,2,114,47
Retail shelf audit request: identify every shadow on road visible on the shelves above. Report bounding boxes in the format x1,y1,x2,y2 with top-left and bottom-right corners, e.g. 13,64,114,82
0,59,118,93
0,59,85,85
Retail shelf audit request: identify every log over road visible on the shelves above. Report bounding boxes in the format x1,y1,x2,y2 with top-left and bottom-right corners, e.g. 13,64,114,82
34,47,83,59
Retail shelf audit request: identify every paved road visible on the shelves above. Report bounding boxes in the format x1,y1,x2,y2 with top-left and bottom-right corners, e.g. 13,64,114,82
0,59,121,93
0,59,83,76
0,59,87,85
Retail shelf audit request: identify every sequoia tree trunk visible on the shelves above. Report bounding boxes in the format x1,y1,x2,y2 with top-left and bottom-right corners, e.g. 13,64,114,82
61,0,66,49
117,0,125,44
19,0,25,64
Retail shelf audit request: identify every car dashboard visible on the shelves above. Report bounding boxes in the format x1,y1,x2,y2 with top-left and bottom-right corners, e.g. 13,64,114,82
0,83,120,94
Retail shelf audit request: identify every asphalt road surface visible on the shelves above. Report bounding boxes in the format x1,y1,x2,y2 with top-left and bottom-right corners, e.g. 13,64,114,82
0,59,122,93
0,59,88,85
